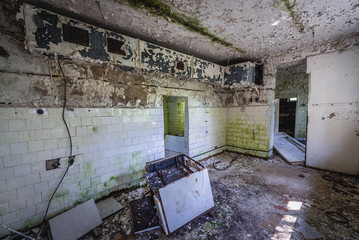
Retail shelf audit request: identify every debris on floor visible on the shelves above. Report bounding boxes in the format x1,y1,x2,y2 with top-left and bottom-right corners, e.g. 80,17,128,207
74,151,358,240
49,199,102,240
295,219,324,239
130,196,159,234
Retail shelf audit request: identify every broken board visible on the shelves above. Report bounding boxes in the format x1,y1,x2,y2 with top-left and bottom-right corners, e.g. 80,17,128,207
49,199,102,240
130,196,160,234
274,132,305,164
96,197,124,219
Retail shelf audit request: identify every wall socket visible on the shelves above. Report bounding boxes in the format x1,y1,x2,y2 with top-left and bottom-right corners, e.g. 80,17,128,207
46,158,60,170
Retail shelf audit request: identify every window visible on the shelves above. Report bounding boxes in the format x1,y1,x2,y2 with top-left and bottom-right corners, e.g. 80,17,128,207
62,24,89,46
107,38,126,56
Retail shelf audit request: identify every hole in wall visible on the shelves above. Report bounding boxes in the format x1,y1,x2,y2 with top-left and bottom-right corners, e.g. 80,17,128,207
62,24,89,47
37,109,44,115
255,64,263,85
107,38,126,56
176,61,185,71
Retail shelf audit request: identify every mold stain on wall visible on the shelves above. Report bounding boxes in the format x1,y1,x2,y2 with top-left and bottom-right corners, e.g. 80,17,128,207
119,0,246,54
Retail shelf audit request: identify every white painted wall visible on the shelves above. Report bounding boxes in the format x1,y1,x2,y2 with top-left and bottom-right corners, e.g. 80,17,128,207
306,47,359,174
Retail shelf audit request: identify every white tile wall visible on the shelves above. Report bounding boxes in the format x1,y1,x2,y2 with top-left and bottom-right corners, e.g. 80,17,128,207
0,105,273,236
0,107,165,236
188,108,227,159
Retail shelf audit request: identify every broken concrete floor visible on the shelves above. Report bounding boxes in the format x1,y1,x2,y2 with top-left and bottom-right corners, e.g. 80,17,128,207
76,152,357,239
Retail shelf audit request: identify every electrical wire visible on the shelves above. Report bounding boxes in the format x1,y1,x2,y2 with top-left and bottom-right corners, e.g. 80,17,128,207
36,60,74,238
213,154,240,171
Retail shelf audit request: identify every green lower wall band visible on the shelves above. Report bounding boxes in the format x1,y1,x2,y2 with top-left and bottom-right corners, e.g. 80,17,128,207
191,145,273,158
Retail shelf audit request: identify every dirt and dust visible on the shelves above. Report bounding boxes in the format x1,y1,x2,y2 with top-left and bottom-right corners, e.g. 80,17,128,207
79,152,358,240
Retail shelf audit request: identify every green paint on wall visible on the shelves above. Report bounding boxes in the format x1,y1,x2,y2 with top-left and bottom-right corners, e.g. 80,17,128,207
54,188,69,199
163,96,185,136
226,119,270,153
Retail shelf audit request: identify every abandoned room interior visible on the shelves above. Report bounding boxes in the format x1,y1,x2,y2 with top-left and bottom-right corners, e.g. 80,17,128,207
0,0,358,239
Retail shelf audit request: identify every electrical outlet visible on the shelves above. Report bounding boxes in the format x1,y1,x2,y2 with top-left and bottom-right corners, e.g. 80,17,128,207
46,158,60,170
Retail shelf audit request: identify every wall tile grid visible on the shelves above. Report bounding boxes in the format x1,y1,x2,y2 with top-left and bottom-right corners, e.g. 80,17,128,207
0,107,164,235
188,108,227,159
226,106,272,158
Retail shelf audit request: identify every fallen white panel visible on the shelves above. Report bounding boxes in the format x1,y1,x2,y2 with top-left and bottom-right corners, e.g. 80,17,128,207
159,168,214,233
164,135,185,153
96,197,124,219
49,199,102,240
274,132,305,164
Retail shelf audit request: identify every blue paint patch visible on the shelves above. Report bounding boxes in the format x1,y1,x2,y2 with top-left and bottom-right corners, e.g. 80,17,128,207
34,11,62,50
141,42,191,77
193,58,221,82
79,28,109,61
141,43,171,74
224,64,255,86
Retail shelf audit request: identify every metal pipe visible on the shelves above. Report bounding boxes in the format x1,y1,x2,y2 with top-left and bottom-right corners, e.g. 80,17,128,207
154,165,166,185
1,224,36,240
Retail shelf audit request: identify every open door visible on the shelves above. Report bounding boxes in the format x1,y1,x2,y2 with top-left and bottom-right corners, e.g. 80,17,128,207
163,96,188,156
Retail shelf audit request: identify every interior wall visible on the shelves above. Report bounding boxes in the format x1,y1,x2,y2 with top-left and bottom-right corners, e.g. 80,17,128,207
306,47,359,175
275,60,309,138
0,2,275,235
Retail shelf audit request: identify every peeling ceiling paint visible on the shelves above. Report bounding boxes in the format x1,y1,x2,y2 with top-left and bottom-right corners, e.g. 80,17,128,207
26,0,359,64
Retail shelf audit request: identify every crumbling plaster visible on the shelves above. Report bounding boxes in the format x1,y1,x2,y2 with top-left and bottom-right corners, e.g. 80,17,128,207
24,0,359,64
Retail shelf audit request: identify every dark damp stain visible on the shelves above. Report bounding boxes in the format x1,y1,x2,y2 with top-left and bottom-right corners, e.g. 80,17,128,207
0,46,10,58
32,85,49,96
119,65,134,71
34,11,62,50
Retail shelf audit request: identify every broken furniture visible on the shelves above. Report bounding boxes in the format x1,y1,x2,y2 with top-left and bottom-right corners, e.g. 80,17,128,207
145,154,214,234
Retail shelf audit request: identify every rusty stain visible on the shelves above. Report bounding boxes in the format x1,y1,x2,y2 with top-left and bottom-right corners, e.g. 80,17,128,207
328,113,336,119
322,117,325,120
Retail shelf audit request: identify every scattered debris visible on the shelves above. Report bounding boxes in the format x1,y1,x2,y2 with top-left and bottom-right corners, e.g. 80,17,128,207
295,219,324,239
1,224,35,240
77,152,358,240
130,196,160,234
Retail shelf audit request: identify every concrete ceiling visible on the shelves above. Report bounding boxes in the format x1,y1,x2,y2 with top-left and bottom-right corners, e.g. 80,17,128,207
29,0,359,65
